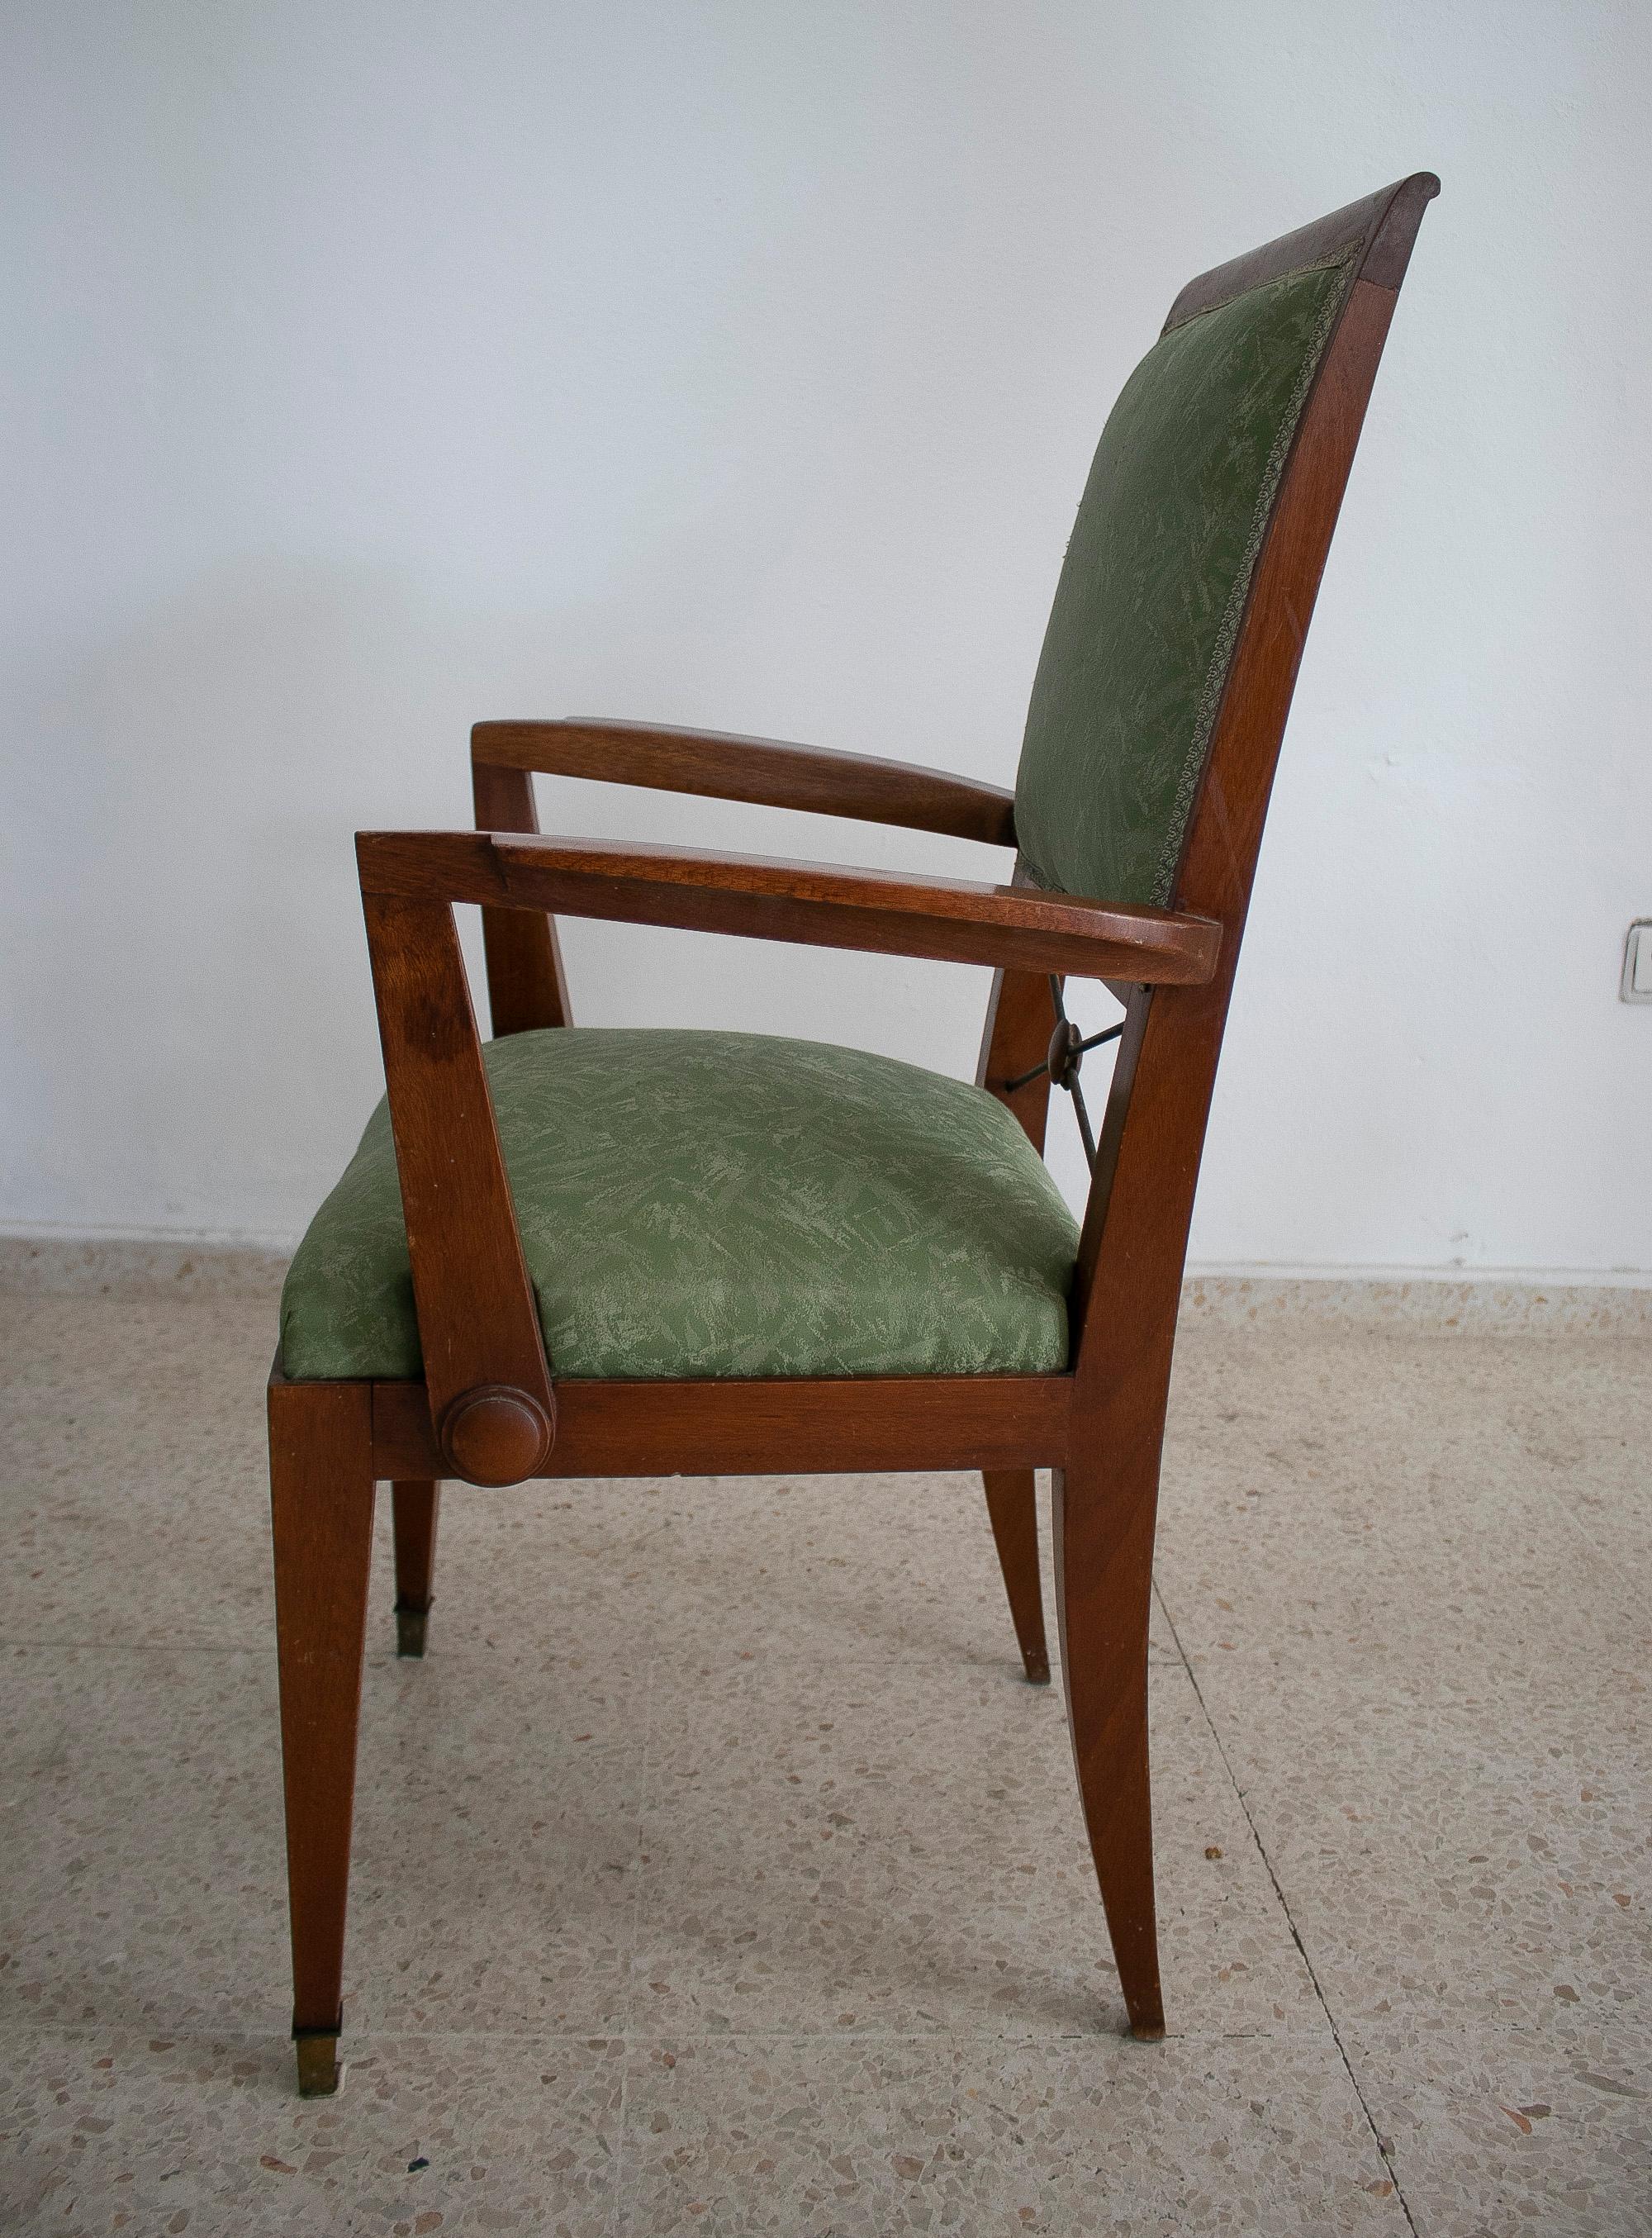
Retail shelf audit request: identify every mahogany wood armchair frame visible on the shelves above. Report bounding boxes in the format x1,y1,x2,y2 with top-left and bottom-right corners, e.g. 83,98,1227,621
270,175,1437,2095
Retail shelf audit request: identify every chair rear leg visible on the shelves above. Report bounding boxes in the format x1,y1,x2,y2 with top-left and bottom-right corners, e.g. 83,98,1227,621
392,1480,441,1656
981,1470,1050,1683
1052,1452,1165,2040
268,1377,376,2096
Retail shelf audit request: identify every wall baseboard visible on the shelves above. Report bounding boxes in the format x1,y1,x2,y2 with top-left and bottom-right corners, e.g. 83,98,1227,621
0,1229,292,1300
3,1228,1648,1333
1180,1268,1650,1334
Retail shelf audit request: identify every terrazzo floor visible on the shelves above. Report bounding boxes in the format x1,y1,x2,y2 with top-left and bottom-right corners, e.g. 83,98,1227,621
0,1285,1646,2234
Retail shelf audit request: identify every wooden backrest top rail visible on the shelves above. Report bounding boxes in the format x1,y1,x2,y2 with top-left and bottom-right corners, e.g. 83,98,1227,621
1165,172,1439,329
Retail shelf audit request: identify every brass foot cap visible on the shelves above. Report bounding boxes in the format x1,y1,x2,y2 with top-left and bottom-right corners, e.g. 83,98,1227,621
395,1606,430,1658
295,2035,340,2096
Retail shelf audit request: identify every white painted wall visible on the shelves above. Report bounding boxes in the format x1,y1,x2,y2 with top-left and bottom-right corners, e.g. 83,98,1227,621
3,0,1648,1275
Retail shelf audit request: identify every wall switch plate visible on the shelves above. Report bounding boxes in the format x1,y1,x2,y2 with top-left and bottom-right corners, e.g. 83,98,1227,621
1622,920,1652,1002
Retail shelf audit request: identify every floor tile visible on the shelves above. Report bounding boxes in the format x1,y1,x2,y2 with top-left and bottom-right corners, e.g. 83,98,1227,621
0,1295,278,1650
348,1640,648,2038
0,1641,648,2039
1501,1342,1652,1585
1185,1647,1649,2041
615,2032,1410,2236
0,1645,290,2036
1155,1332,1648,1677
405,1468,1181,1674
625,1647,1319,2041
4,1290,1650,2234
0,2025,622,2237
1341,2017,1652,2237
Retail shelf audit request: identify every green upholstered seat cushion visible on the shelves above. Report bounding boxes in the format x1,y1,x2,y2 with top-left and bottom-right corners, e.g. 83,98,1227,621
1014,256,1354,907
279,1027,1080,1383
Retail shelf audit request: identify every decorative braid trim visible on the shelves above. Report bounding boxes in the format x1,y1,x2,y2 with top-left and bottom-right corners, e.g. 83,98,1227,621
1161,242,1360,331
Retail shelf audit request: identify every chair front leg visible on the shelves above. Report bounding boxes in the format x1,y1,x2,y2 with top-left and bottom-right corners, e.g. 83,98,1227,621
981,1471,1050,1683
392,1480,441,1656
1052,1442,1165,2041
976,963,1059,1688
268,1377,377,2096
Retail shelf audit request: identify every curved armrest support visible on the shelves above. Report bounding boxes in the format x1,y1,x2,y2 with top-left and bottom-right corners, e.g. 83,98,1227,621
361,891,556,1485
358,829,1221,986
472,718,1018,846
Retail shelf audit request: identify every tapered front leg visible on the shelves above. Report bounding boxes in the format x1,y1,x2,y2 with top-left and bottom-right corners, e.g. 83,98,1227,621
1052,1450,1165,2040
268,1377,377,2096
981,1471,1050,1683
392,1480,441,1656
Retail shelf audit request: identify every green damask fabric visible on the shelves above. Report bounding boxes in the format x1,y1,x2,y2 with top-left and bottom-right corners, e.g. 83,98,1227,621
1014,257,1353,906
279,1027,1080,1382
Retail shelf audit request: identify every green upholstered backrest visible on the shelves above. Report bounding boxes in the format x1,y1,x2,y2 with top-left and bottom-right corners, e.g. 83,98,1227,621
1013,255,1356,907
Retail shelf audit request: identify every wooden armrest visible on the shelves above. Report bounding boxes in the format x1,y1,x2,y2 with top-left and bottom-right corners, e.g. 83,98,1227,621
357,829,1221,986
471,718,1018,846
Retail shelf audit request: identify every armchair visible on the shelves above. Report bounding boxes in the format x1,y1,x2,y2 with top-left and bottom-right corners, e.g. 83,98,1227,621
269,173,1438,2094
